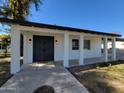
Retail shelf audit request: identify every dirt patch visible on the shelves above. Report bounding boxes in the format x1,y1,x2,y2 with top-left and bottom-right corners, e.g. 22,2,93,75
0,62,12,87
68,61,124,93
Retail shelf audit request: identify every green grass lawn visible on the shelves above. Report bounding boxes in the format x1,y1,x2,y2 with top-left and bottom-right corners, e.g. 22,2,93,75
0,62,12,87
69,62,124,93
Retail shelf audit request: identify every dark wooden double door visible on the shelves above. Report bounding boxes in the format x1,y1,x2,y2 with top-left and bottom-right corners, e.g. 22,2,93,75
33,35,54,62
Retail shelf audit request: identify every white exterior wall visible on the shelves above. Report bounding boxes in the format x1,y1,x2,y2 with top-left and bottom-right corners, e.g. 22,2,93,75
69,35,79,60
23,33,33,64
69,36,101,59
22,31,102,62
84,37,102,58
54,34,64,61
22,31,64,62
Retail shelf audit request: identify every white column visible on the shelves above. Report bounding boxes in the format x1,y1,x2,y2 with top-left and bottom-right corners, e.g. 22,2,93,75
63,32,69,67
79,34,84,65
11,25,20,74
112,37,116,61
103,37,108,62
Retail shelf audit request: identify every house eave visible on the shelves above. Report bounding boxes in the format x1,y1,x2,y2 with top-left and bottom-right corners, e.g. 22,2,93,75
0,18,121,37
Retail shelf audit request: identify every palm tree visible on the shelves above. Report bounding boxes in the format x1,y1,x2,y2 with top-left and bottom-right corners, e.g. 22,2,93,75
0,0,42,20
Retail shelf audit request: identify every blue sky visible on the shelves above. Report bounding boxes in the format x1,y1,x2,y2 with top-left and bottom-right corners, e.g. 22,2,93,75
1,0,124,37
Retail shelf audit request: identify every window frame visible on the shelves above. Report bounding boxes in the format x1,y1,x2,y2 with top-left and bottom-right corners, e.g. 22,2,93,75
84,40,91,50
72,39,79,50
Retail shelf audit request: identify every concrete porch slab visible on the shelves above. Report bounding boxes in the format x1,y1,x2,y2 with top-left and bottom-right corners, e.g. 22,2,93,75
0,63,89,93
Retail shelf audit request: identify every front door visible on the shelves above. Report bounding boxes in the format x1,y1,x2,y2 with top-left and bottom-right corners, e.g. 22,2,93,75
33,35,54,62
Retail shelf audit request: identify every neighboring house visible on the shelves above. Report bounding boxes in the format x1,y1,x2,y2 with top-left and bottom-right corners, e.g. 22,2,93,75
101,38,124,52
107,38,124,49
0,18,121,74
102,38,124,60
101,38,124,60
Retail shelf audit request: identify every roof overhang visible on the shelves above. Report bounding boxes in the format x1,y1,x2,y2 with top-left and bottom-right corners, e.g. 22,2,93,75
0,18,121,37
102,38,124,41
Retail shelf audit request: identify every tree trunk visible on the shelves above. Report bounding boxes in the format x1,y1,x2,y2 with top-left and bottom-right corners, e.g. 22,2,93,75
4,45,7,57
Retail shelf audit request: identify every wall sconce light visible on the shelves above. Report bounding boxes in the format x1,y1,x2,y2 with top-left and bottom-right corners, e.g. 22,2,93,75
29,39,32,44
29,39,32,41
55,40,58,43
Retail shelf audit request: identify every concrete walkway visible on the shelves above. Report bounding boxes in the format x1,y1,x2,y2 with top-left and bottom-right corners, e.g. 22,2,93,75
0,63,89,93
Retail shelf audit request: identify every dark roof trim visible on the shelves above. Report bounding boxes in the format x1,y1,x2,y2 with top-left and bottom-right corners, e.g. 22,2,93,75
116,38,124,41
102,38,124,41
0,18,121,37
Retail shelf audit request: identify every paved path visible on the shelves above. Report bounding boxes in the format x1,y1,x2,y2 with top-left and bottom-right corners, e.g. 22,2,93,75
0,63,89,93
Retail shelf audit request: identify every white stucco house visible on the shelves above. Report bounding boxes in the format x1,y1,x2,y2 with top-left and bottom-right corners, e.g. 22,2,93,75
106,38,124,49
0,18,121,74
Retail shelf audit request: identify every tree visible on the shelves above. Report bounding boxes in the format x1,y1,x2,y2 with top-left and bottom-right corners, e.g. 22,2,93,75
0,34,10,57
0,0,42,20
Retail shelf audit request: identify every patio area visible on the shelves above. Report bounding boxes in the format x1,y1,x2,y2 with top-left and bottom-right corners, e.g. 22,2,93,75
0,63,89,93
54,57,108,67
54,51,124,67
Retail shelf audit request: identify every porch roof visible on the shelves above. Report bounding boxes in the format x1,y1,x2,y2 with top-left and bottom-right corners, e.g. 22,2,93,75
0,18,121,37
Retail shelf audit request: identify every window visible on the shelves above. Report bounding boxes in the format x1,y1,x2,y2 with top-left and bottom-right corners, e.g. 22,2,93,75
84,40,91,50
72,39,79,50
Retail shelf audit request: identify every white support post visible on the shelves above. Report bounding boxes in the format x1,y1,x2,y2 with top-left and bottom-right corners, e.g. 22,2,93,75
11,25,20,74
79,34,84,65
112,37,116,61
103,37,108,62
63,32,69,67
